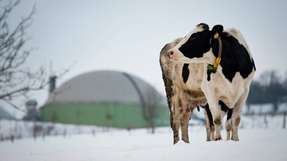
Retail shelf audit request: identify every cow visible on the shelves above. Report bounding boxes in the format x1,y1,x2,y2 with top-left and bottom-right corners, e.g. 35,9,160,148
168,23,256,141
160,37,206,144
160,37,233,143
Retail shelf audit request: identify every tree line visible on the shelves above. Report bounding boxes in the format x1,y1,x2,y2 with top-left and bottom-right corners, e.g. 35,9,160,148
247,70,287,113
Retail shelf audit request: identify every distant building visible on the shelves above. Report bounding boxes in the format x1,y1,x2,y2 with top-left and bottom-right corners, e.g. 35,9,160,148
40,70,169,128
0,106,15,120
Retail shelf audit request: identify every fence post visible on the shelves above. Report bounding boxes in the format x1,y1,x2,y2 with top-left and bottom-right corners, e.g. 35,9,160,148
264,114,268,128
283,112,286,129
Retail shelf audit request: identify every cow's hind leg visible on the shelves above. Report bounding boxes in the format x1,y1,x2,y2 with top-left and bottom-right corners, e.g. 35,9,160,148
169,112,178,144
172,108,181,144
169,95,181,144
171,114,180,144
181,107,191,143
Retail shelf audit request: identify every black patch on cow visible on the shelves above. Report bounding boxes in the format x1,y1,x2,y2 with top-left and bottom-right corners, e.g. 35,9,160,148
219,100,229,112
211,32,256,82
182,64,189,83
179,29,211,59
179,24,256,83
197,106,200,112
227,109,233,120
203,104,214,128
219,100,233,120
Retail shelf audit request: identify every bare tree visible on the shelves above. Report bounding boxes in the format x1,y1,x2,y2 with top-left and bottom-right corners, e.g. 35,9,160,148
248,70,287,114
267,71,286,113
0,0,47,109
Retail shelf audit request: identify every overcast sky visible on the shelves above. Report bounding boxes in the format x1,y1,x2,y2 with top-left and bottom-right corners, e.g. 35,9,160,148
6,0,287,113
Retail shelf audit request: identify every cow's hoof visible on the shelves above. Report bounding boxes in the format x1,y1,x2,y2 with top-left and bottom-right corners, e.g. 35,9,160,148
173,138,180,144
226,135,231,141
182,138,190,143
214,136,222,141
231,137,239,141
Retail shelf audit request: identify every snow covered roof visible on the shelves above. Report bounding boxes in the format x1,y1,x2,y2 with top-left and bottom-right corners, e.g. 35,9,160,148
0,106,15,120
46,70,163,105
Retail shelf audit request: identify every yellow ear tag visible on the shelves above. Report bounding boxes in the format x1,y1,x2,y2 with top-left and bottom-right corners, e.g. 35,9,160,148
214,32,219,39
214,57,221,69
215,57,221,65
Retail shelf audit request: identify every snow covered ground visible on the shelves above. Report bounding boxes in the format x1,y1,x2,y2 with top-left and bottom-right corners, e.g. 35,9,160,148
0,126,287,161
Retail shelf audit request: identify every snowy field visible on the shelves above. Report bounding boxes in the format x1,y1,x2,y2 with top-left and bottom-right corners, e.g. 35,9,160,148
0,126,287,161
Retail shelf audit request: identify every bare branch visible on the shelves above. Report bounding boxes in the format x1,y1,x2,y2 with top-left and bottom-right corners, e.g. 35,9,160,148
0,0,45,111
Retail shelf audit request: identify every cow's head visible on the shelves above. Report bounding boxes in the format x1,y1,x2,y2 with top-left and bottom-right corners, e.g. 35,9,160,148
168,23,224,64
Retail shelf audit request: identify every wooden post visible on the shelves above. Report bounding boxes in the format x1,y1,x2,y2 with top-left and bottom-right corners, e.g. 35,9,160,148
283,112,286,129
264,114,268,128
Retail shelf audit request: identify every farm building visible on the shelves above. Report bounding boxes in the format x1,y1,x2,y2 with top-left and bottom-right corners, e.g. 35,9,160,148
40,70,169,128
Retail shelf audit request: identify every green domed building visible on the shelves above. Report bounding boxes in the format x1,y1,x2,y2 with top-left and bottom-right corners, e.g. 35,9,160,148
40,70,169,128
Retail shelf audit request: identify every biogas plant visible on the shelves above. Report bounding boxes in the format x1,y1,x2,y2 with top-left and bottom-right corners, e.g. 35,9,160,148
40,70,169,128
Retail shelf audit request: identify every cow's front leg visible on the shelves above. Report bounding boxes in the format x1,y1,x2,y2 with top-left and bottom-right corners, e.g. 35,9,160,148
218,101,233,140
225,109,233,140
181,107,191,143
225,120,232,140
231,114,240,141
201,85,222,141
213,112,222,141
231,103,242,141
203,104,214,141
208,98,222,140
206,103,221,140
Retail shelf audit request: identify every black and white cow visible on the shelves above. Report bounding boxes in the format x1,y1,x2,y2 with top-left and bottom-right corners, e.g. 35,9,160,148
168,23,256,141
160,36,234,143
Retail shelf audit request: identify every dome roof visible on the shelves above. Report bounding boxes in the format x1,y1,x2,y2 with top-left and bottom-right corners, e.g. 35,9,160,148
47,70,161,105
0,106,15,120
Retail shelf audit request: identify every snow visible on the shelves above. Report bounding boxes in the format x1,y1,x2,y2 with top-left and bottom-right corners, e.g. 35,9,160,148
0,126,287,161
246,104,274,114
240,115,286,128
0,120,115,140
278,103,287,113
241,104,287,115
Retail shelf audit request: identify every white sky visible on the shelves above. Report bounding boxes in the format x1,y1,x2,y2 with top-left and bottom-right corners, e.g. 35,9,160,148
6,0,287,113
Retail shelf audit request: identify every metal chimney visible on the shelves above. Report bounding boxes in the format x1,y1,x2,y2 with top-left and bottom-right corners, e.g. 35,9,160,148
49,75,57,93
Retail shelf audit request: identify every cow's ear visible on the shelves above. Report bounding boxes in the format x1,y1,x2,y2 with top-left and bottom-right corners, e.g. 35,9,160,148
196,23,209,30
211,24,224,37
210,25,224,57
